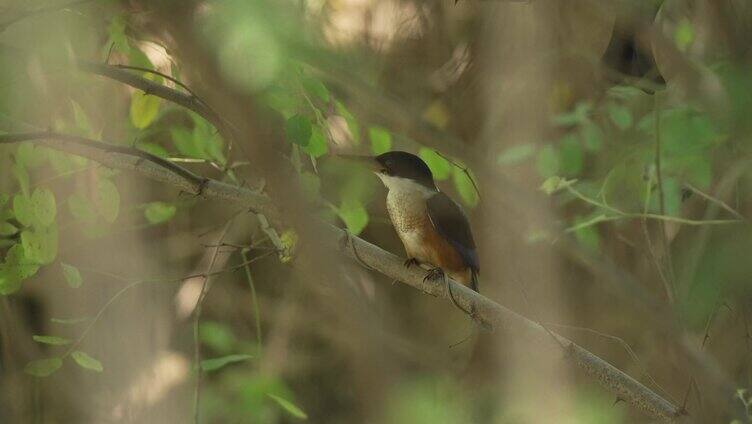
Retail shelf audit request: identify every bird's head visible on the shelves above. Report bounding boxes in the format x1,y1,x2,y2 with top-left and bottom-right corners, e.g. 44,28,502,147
374,151,436,191
339,151,437,194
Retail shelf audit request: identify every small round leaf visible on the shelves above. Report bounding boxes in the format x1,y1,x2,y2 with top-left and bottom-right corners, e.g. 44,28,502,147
25,358,62,377
71,350,103,373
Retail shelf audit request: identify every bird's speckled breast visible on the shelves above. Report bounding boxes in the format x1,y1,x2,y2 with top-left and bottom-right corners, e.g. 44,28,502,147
385,189,471,285
386,189,429,233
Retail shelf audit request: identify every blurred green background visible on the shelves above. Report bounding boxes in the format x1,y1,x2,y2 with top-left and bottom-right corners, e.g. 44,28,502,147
1,0,752,422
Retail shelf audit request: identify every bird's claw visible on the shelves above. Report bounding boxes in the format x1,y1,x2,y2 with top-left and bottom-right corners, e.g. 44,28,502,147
338,232,349,251
404,257,419,268
423,267,445,283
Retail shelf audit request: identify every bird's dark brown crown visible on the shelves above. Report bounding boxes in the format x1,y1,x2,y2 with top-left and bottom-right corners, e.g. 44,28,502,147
375,151,436,190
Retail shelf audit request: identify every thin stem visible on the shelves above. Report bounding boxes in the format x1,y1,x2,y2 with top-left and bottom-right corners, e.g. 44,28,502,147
641,172,673,303
564,185,740,228
684,183,746,222
242,249,263,351
193,219,235,424
65,253,274,362
653,93,677,300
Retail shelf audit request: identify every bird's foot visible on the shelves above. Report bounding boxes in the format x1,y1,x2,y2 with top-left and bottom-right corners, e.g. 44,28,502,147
423,267,445,283
404,257,419,268
425,269,492,331
338,231,350,251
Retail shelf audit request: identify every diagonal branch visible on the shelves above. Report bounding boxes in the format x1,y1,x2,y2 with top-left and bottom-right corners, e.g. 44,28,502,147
0,131,685,423
0,131,276,218
77,61,235,145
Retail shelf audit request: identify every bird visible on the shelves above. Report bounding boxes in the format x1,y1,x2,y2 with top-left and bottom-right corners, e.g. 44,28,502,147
342,151,480,312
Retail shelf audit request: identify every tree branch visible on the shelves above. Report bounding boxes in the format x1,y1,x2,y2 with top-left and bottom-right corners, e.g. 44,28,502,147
0,131,684,422
77,61,235,145
0,131,275,218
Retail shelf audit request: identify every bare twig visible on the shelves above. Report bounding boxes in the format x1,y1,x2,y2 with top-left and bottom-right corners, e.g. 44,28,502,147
435,150,481,200
78,61,237,148
241,248,263,350
642,172,674,304
193,219,234,424
653,93,677,301
66,253,275,360
684,183,746,222
546,323,675,403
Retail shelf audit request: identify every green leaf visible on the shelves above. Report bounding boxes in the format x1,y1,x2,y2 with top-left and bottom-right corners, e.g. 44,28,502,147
540,176,562,195
70,100,93,136
337,198,369,235
106,15,130,54
200,354,254,372
21,224,58,265
128,46,155,71
12,164,29,196
204,133,227,165
266,86,300,118
47,149,86,174
95,179,120,223
559,135,583,177
32,335,72,346
422,100,450,129
539,176,576,195
144,202,177,225
497,144,536,166
368,126,392,155
608,103,633,130
25,358,62,377
67,193,97,223
417,148,451,180
452,167,479,207
16,142,45,170
553,102,591,126
674,18,694,52
200,321,236,354
61,263,83,288
278,229,298,264
171,127,204,159
267,393,308,420
285,115,312,146
71,350,103,372
573,215,600,253
0,244,39,294
301,126,328,158
643,107,719,155
30,188,56,227
536,145,559,178
580,122,603,151
0,222,17,236
136,142,169,158
301,76,329,102
13,194,34,227
130,91,160,129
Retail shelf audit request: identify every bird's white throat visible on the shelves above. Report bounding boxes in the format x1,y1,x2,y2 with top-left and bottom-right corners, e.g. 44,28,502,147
376,174,436,198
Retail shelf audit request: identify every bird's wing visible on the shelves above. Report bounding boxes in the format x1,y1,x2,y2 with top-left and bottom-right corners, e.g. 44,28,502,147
425,191,479,275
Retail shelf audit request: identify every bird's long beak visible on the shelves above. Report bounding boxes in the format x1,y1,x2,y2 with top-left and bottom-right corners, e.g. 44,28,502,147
336,154,381,171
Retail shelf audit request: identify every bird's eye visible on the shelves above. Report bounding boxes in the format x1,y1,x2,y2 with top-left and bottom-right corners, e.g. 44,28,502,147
379,169,390,175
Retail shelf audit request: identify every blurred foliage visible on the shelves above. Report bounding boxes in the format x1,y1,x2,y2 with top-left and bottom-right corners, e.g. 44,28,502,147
1,0,752,423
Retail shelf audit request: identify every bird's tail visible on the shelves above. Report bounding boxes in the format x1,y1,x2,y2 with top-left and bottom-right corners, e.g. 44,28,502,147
470,269,479,292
